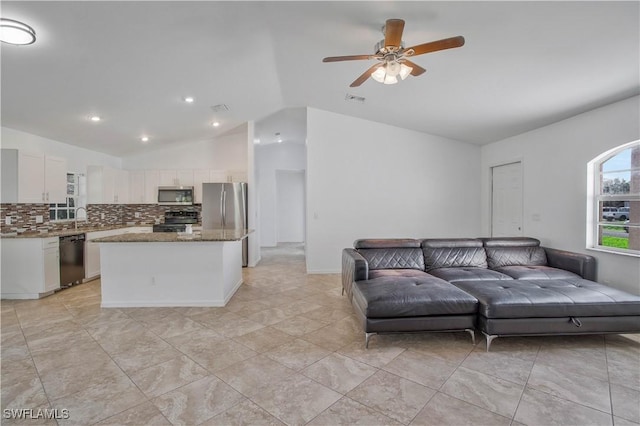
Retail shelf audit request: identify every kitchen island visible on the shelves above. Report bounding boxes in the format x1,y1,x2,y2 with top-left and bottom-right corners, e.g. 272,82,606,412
93,229,251,307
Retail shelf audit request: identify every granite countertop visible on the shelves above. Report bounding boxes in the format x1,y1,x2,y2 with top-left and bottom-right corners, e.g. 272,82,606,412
0,224,153,238
93,229,253,243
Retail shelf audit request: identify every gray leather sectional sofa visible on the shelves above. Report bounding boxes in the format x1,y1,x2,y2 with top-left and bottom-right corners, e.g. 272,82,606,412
342,237,640,350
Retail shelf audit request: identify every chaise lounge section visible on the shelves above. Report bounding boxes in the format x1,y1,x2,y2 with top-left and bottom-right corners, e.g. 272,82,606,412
342,237,640,350
344,239,477,348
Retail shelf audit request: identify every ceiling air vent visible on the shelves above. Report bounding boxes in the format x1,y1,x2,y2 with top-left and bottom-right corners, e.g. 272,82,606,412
210,104,230,112
345,93,365,103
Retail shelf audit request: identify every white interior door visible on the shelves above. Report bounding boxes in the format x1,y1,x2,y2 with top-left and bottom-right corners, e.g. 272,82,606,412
491,161,523,237
276,170,305,243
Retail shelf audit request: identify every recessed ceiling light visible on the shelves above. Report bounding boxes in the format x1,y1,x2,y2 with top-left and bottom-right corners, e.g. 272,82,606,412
212,121,220,127
141,136,149,143
183,96,194,103
90,115,101,122
0,18,36,45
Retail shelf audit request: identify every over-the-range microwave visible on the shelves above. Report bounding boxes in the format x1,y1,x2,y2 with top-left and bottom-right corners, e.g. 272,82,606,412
157,186,194,205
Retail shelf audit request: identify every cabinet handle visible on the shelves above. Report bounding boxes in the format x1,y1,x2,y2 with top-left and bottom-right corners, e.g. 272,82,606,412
46,192,49,201
42,192,45,201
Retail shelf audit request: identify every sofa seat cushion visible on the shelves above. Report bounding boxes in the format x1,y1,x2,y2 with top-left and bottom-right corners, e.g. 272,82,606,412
368,269,431,280
428,267,513,283
451,279,640,319
352,276,478,318
494,265,581,280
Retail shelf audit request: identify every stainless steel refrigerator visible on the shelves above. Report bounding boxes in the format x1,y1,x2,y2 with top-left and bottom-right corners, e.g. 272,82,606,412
201,182,248,266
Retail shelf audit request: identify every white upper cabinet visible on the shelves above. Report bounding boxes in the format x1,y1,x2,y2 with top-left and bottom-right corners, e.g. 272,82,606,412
44,155,67,203
193,169,210,203
158,170,177,186
87,166,129,204
144,170,159,203
129,171,145,204
209,170,228,183
176,170,194,186
0,149,67,204
158,169,194,187
114,169,130,204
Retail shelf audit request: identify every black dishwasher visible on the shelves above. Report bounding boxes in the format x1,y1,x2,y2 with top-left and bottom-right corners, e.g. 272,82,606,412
59,234,85,287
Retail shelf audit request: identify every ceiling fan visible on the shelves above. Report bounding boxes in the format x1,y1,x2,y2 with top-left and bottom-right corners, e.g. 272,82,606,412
322,19,465,87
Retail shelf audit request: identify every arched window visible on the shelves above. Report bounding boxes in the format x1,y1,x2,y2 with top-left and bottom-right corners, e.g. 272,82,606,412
588,140,639,256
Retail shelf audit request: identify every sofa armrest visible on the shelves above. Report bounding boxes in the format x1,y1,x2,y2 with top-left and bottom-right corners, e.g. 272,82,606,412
543,247,597,281
342,248,368,299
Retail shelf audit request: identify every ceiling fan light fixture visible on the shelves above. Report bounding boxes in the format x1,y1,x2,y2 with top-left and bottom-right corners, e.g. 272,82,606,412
383,74,398,85
0,18,36,45
386,61,401,77
399,63,413,80
371,62,406,85
371,67,386,83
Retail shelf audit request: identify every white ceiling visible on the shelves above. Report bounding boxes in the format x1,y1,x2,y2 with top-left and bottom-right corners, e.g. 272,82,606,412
1,1,638,157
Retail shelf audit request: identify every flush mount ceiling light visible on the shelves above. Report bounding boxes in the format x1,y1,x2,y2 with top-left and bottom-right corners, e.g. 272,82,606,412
183,96,194,103
141,136,149,143
212,121,220,127
0,18,36,45
89,115,101,122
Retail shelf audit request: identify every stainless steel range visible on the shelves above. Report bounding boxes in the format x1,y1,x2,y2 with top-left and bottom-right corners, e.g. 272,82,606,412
153,210,199,232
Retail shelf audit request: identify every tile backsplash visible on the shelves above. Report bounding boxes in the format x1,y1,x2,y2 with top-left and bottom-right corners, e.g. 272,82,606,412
0,204,202,234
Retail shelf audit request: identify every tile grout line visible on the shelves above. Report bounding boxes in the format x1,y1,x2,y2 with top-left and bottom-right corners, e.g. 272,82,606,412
509,341,542,426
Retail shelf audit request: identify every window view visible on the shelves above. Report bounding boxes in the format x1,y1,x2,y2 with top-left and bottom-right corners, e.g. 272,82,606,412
595,141,639,254
50,173,85,221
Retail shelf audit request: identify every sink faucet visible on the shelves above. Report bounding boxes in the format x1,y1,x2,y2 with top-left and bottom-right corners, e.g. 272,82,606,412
75,207,87,231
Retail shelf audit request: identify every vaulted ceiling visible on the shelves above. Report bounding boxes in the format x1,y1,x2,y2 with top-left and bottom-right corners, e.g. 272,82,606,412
2,1,638,156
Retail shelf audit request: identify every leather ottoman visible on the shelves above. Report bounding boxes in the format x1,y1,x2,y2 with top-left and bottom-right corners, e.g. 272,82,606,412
452,278,640,350
351,275,478,347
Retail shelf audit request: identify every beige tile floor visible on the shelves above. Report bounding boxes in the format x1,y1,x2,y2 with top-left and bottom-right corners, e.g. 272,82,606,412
1,243,639,425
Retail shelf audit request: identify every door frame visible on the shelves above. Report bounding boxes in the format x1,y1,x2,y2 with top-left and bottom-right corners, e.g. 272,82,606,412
490,159,524,237
275,169,306,244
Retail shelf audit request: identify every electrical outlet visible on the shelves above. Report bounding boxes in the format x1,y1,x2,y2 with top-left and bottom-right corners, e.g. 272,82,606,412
5,217,11,225
135,212,141,218
101,213,105,220
35,215,44,224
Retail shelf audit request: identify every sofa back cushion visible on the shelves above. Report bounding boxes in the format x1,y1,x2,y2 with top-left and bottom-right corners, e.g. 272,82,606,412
481,237,547,268
421,238,488,271
354,239,425,270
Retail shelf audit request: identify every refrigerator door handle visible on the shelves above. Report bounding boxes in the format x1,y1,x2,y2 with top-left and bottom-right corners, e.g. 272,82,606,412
222,189,227,227
219,189,225,228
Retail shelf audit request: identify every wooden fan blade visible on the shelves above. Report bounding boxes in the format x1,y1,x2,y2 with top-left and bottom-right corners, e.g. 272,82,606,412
384,19,405,48
350,63,382,87
406,36,465,56
323,54,374,62
402,59,426,76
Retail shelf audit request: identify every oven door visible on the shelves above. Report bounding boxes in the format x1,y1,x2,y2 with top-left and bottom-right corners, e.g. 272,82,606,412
157,187,194,205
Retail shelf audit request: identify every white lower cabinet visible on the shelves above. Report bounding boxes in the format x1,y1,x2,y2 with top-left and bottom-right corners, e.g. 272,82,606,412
1,237,60,299
85,227,152,280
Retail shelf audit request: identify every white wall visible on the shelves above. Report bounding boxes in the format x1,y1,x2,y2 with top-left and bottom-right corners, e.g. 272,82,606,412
121,124,248,171
255,143,306,247
481,96,640,294
1,127,121,173
306,108,482,273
